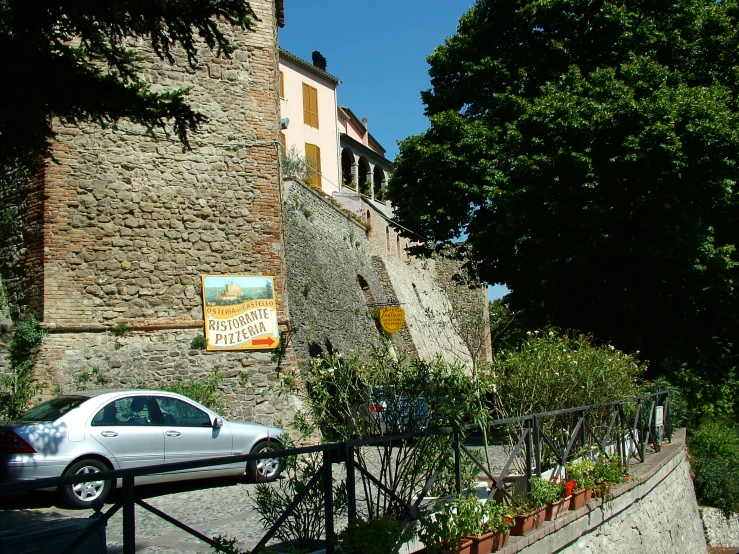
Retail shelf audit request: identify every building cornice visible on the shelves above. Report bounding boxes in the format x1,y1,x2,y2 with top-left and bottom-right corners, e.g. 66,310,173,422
340,133,394,169
279,47,341,86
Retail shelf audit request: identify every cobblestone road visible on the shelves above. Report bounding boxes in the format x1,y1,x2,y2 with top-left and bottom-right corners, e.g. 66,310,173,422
0,444,512,553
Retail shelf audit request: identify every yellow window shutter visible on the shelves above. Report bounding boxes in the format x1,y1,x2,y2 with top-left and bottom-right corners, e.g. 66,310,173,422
302,83,319,128
279,71,285,99
303,83,311,125
305,143,321,188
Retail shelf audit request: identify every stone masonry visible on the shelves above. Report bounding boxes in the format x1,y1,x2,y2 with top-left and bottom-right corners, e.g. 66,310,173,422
0,0,296,424
284,178,491,368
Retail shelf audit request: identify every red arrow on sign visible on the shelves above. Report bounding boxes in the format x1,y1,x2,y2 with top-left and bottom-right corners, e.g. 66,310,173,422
252,337,276,347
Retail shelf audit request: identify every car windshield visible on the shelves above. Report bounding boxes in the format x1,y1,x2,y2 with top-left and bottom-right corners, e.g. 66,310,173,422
19,396,89,422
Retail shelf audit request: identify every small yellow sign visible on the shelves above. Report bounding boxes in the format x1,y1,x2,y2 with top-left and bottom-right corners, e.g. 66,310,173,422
379,306,405,334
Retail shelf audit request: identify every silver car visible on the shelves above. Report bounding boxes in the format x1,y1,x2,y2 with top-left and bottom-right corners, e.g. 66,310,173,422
0,390,286,508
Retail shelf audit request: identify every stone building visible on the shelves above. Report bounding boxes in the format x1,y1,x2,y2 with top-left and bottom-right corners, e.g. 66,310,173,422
0,0,294,425
0,0,490,426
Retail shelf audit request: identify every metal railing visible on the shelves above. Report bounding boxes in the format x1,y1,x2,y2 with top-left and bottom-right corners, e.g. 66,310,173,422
0,391,670,554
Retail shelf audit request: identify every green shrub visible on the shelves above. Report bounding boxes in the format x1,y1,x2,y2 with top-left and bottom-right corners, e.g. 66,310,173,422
159,367,225,412
335,516,413,554
255,451,347,551
190,334,206,350
688,421,739,461
0,314,46,421
692,456,739,517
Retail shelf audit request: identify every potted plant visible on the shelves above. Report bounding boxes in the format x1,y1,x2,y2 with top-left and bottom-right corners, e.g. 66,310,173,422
592,455,627,499
566,459,596,509
452,494,491,554
418,502,473,554
528,477,564,522
508,490,545,536
543,479,571,521
481,501,514,552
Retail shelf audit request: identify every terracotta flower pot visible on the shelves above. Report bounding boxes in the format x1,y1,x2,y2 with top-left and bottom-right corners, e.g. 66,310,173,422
592,483,612,499
441,538,474,554
545,495,572,520
532,505,547,529
490,531,509,551
510,510,536,536
569,488,592,510
510,506,545,535
466,532,494,554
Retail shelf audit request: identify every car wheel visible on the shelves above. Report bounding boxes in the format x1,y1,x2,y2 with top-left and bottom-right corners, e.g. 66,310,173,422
247,440,284,482
60,458,113,509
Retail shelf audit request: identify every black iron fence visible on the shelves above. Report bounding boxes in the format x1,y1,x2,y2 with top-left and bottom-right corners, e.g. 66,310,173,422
0,391,670,554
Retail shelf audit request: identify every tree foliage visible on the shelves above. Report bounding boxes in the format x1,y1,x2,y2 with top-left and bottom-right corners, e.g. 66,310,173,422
0,0,259,175
389,0,739,408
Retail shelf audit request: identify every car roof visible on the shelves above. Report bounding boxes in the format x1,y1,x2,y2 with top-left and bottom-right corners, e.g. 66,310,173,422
66,389,186,399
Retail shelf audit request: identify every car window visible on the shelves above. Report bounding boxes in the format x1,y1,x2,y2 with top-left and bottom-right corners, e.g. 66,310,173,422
92,396,153,426
20,396,89,422
153,397,211,427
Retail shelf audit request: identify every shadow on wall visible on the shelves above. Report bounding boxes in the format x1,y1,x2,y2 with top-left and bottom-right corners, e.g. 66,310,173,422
308,339,336,359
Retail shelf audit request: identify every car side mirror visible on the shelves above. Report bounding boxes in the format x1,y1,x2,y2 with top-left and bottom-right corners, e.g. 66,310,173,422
213,417,223,429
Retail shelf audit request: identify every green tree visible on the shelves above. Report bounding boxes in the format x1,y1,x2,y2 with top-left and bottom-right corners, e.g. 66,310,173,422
0,0,259,177
389,0,739,413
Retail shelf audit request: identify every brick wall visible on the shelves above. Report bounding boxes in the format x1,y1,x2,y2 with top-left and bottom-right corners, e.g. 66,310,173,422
0,1,298,424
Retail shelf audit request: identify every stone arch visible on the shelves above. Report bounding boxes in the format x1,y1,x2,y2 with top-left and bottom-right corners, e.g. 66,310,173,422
358,157,371,196
341,148,355,188
373,165,385,200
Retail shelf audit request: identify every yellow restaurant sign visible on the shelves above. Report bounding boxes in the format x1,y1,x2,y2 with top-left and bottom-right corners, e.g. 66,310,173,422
379,306,405,334
201,275,280,351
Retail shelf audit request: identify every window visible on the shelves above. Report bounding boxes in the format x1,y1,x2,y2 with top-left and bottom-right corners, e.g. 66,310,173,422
92,396,153,426
279,71,285,99
302,83,319,128
305,143,322,189
279,132,286,151
154,396,211,427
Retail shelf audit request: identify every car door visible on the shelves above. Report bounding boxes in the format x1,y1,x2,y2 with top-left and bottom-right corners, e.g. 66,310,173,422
89,395,165,480
152,395,236,476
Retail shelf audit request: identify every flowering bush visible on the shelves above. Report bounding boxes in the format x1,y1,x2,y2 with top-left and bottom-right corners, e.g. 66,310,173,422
485,331,643,418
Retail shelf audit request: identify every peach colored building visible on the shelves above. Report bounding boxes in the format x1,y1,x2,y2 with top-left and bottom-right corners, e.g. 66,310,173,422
278,49,393,200
278,49,341,194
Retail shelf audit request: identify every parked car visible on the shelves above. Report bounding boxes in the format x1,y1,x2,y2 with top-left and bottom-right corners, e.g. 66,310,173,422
0,390,286,508
368,387,431,435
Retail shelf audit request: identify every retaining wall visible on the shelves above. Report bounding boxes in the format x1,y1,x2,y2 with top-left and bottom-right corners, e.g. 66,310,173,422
502,429,706,554
700,507,739,548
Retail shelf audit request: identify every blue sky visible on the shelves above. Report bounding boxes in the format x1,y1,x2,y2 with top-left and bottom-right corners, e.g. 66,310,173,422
279,1,508,301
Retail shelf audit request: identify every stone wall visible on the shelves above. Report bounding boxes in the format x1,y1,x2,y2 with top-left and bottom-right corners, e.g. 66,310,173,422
700,507,739,548
0,0,298,425
283,179,489,368
283,181,386,367
34,329,287,425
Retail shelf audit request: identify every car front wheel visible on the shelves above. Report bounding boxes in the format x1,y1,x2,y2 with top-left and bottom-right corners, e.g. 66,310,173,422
246,440,284,482
60,458,113,509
